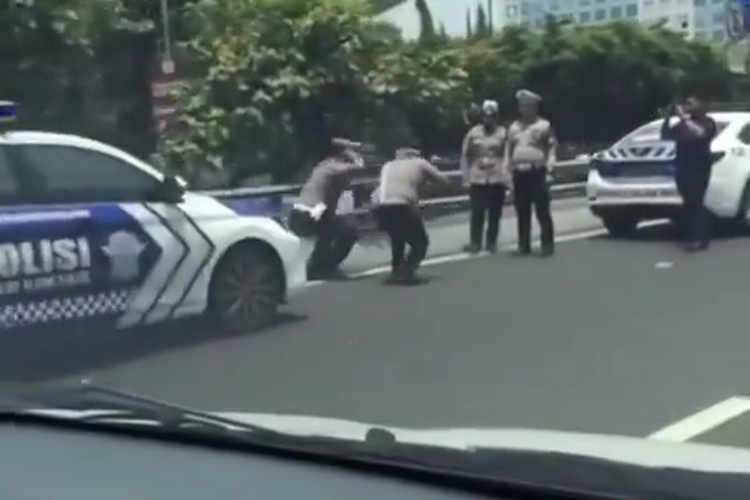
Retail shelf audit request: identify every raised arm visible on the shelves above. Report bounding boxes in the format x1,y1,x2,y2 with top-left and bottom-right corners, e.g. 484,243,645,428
660,112,677,140
543,123,558,176
460,130,472,185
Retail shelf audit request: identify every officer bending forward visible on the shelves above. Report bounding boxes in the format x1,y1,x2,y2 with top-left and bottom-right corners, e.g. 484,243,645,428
506,89,558,256
372,148,448,285
288,138,365,279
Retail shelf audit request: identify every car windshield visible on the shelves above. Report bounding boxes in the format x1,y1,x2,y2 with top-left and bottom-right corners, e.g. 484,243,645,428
5,1,750,497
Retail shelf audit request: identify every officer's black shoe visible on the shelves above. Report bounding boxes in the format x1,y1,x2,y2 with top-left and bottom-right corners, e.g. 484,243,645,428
464,243,481,254
316,267,349,281
514,246,532,256
397,274,429,286
383,270,401,285
485,243,498,254
684,241,709,252
540,246,555,257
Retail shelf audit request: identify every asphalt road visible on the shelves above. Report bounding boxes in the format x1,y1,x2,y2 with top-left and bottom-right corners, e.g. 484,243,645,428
4,198,750,450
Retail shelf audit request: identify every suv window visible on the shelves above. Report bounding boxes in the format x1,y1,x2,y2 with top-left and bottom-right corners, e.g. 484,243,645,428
16,144,160,204
0,146,24,205
738,123,750,144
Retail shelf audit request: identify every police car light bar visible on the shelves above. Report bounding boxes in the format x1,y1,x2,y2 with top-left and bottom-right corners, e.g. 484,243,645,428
0,101,17,123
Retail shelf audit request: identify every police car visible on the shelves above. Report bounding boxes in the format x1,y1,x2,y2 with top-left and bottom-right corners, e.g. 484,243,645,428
0,105,310,333
587,111,750,236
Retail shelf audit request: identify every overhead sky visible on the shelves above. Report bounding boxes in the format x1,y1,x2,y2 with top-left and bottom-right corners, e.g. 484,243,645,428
376,0,486,40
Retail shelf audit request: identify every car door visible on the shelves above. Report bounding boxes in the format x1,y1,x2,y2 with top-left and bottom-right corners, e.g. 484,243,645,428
5,141,177,330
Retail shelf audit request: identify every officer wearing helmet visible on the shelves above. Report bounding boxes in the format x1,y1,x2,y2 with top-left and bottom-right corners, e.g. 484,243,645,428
289,137,365,279
506,89,557,256
372,147,448,284
460,99,511,254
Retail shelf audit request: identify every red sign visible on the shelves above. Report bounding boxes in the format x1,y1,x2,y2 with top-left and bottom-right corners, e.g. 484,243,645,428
151,61,186,135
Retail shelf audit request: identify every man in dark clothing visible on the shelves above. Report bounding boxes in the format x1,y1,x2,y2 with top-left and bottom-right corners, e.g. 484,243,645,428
372,148,448,285
660,95,717,251
288,138,365,278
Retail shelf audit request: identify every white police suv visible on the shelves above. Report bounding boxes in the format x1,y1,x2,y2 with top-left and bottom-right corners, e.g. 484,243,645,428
0,122,310,333
587,111,750,236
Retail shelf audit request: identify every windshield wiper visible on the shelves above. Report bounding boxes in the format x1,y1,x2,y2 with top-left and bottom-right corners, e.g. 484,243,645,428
0,383,742,500
0,382,310,439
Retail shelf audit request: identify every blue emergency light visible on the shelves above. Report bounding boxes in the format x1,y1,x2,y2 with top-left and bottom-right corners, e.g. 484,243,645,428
0,101,18,123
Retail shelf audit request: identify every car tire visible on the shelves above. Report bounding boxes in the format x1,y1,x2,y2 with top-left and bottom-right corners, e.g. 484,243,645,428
733,181,750,234
207,242,285,334
602,215,639,238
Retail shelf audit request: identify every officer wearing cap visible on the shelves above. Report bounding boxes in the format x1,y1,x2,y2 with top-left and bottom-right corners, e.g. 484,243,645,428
290,137,365,279
460,99,511,254
372,147,448,284
506,89,557,256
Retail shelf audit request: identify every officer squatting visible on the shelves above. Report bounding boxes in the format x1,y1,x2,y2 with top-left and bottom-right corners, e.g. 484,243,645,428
0,237,92,296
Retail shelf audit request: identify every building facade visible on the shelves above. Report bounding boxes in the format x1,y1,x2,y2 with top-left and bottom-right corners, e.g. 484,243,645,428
504,0,730,41
378,0,735,42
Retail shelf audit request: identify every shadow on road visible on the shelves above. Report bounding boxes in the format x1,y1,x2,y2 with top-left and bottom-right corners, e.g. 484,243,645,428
0,312,308,385
593,221,748,243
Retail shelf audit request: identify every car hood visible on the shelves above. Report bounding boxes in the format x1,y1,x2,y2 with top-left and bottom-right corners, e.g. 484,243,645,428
21,406,750,474
215,411,750,474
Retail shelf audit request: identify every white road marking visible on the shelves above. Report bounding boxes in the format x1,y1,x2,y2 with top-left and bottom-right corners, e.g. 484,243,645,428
302,218,670,287
654,261,673,269
647,396,750,442
349,219,669,279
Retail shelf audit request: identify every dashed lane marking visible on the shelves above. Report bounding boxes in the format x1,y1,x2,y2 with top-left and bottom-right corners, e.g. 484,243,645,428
647,396,750,443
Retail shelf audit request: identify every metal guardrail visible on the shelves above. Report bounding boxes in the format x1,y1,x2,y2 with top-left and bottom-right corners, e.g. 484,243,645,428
201,158,591,234
202,158,590,207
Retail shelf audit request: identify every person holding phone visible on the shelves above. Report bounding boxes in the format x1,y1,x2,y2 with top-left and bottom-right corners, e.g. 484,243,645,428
660,94,717,251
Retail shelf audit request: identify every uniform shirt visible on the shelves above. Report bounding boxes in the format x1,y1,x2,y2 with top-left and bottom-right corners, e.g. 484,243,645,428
661,115,717,177
375,157,445,206
298,157,362,209
460,124,509,185
506,118,556,172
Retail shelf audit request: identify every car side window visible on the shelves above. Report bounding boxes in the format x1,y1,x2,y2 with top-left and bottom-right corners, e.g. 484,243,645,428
17,144,161,204
0,146,25,206
738,123,750,145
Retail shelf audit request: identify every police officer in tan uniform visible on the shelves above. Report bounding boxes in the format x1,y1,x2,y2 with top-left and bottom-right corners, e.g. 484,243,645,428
460,99,511,254
506,90,557,256
372,148,448,284
289,137,365,278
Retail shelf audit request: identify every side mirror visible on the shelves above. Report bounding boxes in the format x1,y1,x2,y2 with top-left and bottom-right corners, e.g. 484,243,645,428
159,175,185,203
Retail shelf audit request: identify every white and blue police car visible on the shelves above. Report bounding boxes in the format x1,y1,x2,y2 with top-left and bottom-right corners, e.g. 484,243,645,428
0,102,311,333
587,111,750,236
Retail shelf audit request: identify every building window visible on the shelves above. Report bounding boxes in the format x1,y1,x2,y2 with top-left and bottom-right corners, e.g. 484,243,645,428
712,11,724,23
594,8,606,19
642,0,654,7
579,0,590,5
625,4,637,16
610,5,622,17
580,10,591,21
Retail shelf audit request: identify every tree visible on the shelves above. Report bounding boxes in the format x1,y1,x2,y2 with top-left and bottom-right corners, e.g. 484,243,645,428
414,0,435,41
